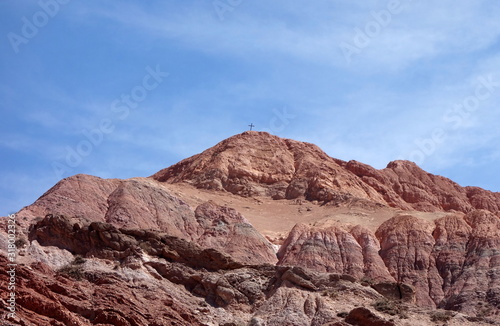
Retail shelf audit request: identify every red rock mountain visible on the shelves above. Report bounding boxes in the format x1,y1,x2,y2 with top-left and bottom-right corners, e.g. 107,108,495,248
1,131,499,325
152,131,500,214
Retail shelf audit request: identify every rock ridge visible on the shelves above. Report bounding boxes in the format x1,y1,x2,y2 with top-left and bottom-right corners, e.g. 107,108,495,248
152,131,500,214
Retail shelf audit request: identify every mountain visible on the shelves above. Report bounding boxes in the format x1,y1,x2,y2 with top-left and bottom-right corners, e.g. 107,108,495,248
152,131,500,213
1,131,499,325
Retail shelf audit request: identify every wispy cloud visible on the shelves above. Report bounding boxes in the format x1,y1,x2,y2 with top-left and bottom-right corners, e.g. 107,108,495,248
1,0,499,214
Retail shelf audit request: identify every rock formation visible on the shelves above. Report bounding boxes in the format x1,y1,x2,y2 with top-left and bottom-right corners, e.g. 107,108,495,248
375,210,500,314
1,131,499,325
277,223,393,282
151,131,388,205
152,131,500,214
345,160,500,212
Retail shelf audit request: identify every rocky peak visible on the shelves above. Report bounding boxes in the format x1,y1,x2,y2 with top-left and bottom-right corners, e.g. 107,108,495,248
152,132,500,215
151,131,387,206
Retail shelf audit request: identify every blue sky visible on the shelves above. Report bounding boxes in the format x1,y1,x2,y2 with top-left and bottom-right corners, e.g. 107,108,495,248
1,0,500,216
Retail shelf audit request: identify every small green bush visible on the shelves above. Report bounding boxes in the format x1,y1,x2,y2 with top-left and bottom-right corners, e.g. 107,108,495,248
14,238,27,247
58,265,84,280
73,255,86,265
373,299,408,319
429,310,454,323
321,290,339,299
360,277,375,286
58,255,86,280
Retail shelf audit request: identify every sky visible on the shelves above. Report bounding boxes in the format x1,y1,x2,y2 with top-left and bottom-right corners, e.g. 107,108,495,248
1,0,500,216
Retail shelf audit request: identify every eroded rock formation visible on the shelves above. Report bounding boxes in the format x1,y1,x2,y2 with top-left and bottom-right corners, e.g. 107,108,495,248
152,131,500,214
277,223,393,282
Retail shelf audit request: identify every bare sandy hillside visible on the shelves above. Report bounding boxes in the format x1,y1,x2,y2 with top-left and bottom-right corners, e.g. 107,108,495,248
161,180,453,241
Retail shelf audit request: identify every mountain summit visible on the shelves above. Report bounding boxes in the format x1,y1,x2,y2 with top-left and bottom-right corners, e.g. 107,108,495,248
152,131,500,214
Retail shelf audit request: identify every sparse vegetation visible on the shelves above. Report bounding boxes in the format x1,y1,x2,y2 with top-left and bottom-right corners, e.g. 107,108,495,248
14,238,28,247
33,216,44,223
73,255,86,265
476,302,494,318
139,241,153,252
360,277,374,287
429,310,454,323
373,299,408,319
58,255,87,280
58,265,85,280
321,289,339,300
465,316,497,324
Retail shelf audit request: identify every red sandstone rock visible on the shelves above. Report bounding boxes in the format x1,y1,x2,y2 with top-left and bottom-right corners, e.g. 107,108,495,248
195,201,277,265
442,210,500,314
17,174,119,226
347,160,500,213
0,255,206,326
17,176,199,238
375,211,500,316
345,307,395,326
277,223,393,282
376,214,442,307
16,175,277,265
466,187,500,212
152,132,500,215
151,131,387,205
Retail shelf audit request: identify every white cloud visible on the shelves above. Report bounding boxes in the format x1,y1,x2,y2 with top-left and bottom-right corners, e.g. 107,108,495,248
2,0,500,206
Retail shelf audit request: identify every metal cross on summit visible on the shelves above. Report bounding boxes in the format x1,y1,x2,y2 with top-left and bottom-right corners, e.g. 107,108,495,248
248,123,255,131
